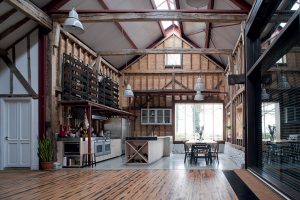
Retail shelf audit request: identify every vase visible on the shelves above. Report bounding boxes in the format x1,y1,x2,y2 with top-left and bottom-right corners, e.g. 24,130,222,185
40,162,53,170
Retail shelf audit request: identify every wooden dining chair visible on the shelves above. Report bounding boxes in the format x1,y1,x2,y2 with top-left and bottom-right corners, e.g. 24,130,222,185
210,142,219,164
190,143,208,164
184,141,191,163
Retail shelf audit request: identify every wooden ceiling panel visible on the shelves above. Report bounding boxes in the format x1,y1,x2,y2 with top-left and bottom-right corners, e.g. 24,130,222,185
60,0,103,10
105,0,153,10
0,12,26,33
119,22,162,49
0,20,36,49
0,1,13,13
214,0,239,10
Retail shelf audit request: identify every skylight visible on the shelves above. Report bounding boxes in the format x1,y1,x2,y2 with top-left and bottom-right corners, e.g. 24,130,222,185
280,0,300,27
154,0,179,30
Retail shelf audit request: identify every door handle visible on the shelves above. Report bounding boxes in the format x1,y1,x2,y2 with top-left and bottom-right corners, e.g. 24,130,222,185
5,136,14,141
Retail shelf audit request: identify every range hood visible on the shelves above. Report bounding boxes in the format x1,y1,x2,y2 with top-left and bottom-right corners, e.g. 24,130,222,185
92,115,107,120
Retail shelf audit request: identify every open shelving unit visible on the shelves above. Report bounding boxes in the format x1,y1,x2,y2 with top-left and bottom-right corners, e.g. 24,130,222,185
125,141,149,164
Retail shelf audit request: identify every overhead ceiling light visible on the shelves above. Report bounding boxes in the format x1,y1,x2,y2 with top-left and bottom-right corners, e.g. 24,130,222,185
186,0,208,8
194,91,204,101
261,88,269,100
194,77,205,91
63,8,84,34
278,74,291,89
124,84,134,97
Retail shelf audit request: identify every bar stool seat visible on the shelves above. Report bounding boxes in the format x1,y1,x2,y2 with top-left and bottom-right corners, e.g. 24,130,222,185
82,153,96,168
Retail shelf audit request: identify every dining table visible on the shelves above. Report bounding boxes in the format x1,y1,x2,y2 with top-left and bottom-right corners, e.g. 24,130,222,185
185,139,217,164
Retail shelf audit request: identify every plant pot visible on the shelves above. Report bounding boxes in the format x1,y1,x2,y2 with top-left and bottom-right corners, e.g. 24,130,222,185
40,162,53,170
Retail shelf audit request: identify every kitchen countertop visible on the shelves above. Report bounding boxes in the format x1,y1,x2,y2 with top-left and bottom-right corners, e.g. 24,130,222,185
57,137,120,142
126,136,158,141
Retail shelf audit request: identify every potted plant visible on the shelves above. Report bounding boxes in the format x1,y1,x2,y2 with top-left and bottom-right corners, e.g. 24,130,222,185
268,125,276,141
195,126,204,141
38,137,54,170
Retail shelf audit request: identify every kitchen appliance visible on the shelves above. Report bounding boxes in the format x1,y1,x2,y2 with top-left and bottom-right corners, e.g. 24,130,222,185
104,118,130,154
64,142,80,155
94,139,111,156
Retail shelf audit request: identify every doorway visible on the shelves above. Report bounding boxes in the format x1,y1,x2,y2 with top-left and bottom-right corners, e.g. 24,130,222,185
1,99,34,169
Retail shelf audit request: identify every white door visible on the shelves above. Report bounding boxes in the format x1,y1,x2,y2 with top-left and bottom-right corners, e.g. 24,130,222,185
3,100,31,168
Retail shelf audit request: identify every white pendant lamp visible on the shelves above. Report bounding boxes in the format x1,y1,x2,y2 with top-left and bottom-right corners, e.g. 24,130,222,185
194,77,205,91
278,74,291,89
261,88,269,100
63,8,84,34
194,91,204,101
124,84,134,97
186,0,209,8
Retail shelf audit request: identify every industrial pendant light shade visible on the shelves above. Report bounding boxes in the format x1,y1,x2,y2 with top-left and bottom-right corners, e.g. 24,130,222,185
261,88,269,100
278,74,291,89
186,0,209,8
194,77,205,91
194,91,204,101
63,8,84,34
124,84,134,97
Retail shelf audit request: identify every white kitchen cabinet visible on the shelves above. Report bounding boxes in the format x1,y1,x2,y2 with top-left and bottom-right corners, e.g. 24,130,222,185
95,139,122,162
141,109,172,125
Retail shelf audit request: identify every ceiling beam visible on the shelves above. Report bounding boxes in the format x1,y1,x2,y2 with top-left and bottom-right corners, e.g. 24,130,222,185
182,35,226,69
52,11,247,23
228,0,251,12
50,9,248,14
98,0,138,49
98,48,232,56
0,17,30,40
150,0,166,37
175,0,184,34
5,0,52,30
205,0,214,48
0,8,17,24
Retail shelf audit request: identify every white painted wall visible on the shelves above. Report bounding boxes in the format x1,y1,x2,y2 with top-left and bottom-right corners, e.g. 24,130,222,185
0,29,39,170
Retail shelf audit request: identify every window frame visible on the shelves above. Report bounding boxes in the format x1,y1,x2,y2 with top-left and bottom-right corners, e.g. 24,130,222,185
165,54,182,68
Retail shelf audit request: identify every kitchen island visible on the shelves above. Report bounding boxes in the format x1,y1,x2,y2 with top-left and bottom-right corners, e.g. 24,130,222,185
125,136,172,165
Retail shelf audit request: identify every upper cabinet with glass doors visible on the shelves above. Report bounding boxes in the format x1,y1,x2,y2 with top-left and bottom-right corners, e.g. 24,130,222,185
141,109,172,125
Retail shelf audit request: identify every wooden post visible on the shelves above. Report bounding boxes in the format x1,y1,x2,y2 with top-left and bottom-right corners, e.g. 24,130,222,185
87,105,92,165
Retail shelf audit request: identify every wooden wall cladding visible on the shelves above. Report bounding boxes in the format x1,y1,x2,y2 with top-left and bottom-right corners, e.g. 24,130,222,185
49,27,120,131
121,34,226,137
224,34,245,147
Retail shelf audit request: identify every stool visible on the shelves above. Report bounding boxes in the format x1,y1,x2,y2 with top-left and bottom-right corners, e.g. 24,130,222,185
82,153,96,168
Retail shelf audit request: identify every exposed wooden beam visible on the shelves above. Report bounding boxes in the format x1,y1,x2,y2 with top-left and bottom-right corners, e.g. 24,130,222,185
5,0,52,30
53,12,247,23
98,48,232,55
229,0,251,12
205,0,214,48
50,9,248,14
119,36,165,71
60,28,97,57
0,51,38,98
133,89,227,96
0,17,29,40
149,0,166,37
0,8,17,24
124,69,224,74
175,0,184,34
98,0,138,49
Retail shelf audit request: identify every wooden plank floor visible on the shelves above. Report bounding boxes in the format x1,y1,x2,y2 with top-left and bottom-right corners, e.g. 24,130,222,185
0,169,238,200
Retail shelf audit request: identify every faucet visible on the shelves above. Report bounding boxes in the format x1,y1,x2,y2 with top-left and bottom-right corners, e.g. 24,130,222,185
150,125,158,137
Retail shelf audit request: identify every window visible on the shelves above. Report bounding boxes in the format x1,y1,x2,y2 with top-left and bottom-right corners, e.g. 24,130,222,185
261,102,280,139
175,103,223,141
276,55,287,65
165,54,181,67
